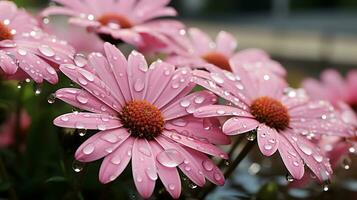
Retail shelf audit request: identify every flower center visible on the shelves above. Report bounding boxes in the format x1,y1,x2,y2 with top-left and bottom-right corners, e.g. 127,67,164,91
98,13,132,29
119,100,164,140
202,52,230,71
250,96,290,131
0,22,13,41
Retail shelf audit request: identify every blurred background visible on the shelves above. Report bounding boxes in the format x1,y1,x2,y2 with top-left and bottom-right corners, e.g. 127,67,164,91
15,0,357,86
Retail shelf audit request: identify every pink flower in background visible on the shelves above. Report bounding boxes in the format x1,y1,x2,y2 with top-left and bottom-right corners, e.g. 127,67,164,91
192,62,352,182
0,110,31,148
0,1,75,84
166,27,286,76
303,69,357,170
42,0,184,53
53,43,229,199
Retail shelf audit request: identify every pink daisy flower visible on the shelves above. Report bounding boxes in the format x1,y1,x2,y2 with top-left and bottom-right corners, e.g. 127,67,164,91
42,0,184,53
192,62,351,182
303,69,357,166
53,42,229,199
0,1,75,84
166,27,286,76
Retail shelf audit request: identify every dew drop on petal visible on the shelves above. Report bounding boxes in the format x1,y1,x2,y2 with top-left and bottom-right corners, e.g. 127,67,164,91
47,93,56,104
78,129,87,137
297,143,312,155
83,143,95,155
286,173,294,182
168,184,175,190
38,45,55,57
139,147,151,157
156,149,184,168
111,155,121,165
134,79,145,92
202,160,214,171
74,54,87,67
101,133,119,143
180,99,190,108
146,167,158,181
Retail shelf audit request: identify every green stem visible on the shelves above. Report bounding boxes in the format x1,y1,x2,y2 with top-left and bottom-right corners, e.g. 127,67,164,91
0,155,18,200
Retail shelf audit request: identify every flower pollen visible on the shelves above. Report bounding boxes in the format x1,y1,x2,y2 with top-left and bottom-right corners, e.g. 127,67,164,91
98,13,132,29
202,52,230,71
119,100,164,140
250,96,290,131
0,22,13,41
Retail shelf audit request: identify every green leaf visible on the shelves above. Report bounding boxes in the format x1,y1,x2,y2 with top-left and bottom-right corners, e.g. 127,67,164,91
0,182,12,191
256,182,279,200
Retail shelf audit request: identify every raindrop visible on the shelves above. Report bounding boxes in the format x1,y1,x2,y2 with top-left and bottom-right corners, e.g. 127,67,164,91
136,176,143,183
214,172,222,181
180,99,190,108
134,79,144,92
111,155,121,165
171,119,187,127
188,182,197,189
286,173,294,182
264,144,273,150
246,130,257,141
101,133,119,143
323,184,329,192
97,124,107,131
194,96,205,104
202,160,214,171
17,48,27,56
78,129,87,137
38,45,55,57
168,184,175,190
76,94,88,104
216,109,225,115
348,147,355,153
146,168,158,181
83,143,95,155
139,147,151,157
72,160,84,173
17,81,24,89
210,73,224,84
74,54,87,67
34,84,42,95
342,157,351,170
156,149,184,168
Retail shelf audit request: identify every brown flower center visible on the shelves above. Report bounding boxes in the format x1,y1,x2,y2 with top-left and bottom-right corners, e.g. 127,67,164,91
119,100,164,140
250,96,290,131
98,13,132,29
202,52,230,71
0,22,13,41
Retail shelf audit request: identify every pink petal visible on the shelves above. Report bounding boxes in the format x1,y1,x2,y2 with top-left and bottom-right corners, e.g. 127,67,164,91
53,112,121,130
103,42,132,102
257,124,279,156
99,137,134,183
132,138,157,199
222,117,259,135
143,60,175,103
162,91,217,121
277,134,305,179
282,131,332,182
87,52,126,106
0,51,17,75
185,148,225,185
154,67,193,109
166,116,230,145
55,88,117,115
215,31,237,57
188,28,213,55
194,105,253,118
150,141,181,199
155,136,206,187
162,130,227,159
127,50,148,100
60,64,122,111
75,128,130,162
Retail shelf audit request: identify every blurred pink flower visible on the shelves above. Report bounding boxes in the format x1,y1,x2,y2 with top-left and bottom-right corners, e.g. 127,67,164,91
0,1,75,84
166,28,286,76
53,43,229,199
0,110,31,148
42,0,184,53
192,63,351,182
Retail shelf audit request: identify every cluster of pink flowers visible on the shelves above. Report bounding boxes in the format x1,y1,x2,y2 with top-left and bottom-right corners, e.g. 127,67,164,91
0,0,356,199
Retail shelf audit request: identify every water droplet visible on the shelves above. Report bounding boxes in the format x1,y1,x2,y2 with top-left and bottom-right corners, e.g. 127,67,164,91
83,143,95,155
264,144,273,150
136,176,143,183
111,155,121,164
74,54,87,67
210,73,224,84
76,94,88,104
194,96,205,104
224,160,230,166
202,160,214,171
348,147,355,153
79,69,94,82
171,119,187,127
323,184,329,192
313,154,323,163
168,184,175,190
97,124,107,131
134,79,144,92
342,157,351,170
297,143,312,155
34,84,42,95
47,93,56,104
156,149,184,168
17,48,27,56
188,182,197,189
286,173,294,182
17,81,24,89
180,99,190,108
46,67,56,75
38,45,55,57
101,133,119,143
146,167,158,181
214,172,222,181
72,160,84,172
246,130,257,141
216,109,225,115
78,129,87,136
